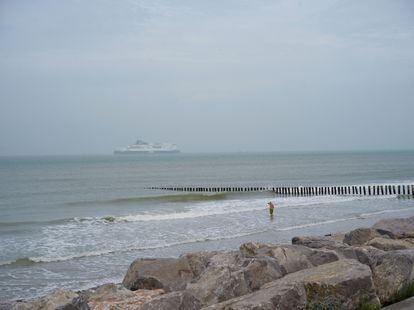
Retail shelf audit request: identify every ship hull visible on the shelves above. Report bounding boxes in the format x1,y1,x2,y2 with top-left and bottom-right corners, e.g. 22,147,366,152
114,150,180,155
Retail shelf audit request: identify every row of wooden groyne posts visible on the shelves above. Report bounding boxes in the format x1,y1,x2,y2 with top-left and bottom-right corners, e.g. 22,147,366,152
148,184,414,196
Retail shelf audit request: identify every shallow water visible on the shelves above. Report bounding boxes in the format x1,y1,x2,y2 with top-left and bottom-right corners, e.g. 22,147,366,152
0,151,413,300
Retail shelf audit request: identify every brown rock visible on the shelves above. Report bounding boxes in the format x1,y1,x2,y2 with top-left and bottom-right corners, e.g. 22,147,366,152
242,256,283,291
343,228,384,246
203,259,379,310
11,290,78,310
122,258,194,292
180,251,217,278
140,291,200,310
367,237,414,251
240,242,339,274
291,235,357,259
371,249,414,304
353,245,384,268
88,288,163,310
186,264,250,306
203,281,307,310
372,216,414,239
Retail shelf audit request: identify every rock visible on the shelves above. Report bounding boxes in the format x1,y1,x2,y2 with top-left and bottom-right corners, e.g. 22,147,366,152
11,290,79,310
242,256,283,291
372,216,414,239
353,246,384,267
292,235,343,249
239,242,275,258
343,228,384,246
382,295,414,310
186,264,250,306
204,259,379,310
300,259,380,309
81,283,132,299
83,284,164,310
122,258,194,292
203,280,307,310
140,291,200,310
272,245,339,274
240,242,339,275
207,251,241,267
291,235,357,259
58,297,89,310
367,237,414,251
180,252,217,278
0,302,13,310
371,249,414,304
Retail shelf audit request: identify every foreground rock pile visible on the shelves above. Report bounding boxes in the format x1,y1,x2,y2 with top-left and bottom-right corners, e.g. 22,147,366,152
7,216,414,310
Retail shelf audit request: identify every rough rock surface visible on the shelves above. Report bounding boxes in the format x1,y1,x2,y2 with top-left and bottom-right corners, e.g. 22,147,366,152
291,235,358,259
343,227,384,246
203,259,379,310
122,258,194,291
186,263,250,306
367,237,414,251
11,290,78,310
203,280,307,310
371,249,414,304
242,256,283,290
180,251,218,278
353,245,384,267
240,242,339,273
140,291,201,310
372,216,414,239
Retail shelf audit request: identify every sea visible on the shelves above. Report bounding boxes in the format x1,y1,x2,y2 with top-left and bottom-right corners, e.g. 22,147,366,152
1,151,414,301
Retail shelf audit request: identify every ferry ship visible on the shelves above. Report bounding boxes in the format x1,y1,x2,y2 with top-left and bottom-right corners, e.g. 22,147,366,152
114,140,180,154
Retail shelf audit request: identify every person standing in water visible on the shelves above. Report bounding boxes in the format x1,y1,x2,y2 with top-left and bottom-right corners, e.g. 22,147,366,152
267,201,275,216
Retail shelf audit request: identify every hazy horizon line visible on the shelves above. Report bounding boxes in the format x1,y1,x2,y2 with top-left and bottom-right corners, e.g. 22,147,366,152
1,148,413,158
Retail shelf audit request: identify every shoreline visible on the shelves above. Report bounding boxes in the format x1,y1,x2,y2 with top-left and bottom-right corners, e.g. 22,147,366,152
1,205,414,303
4,212,414,309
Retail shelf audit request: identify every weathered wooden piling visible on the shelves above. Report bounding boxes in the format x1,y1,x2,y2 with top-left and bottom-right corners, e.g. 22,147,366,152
149,184,414,197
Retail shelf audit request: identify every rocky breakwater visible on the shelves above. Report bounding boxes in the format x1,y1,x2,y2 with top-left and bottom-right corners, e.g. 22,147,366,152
6,215,414,310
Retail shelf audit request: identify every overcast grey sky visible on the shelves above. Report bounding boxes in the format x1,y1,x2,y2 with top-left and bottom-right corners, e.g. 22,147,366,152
0,0,413,155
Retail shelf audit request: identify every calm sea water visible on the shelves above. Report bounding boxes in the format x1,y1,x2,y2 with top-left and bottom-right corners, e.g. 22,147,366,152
1,151,414,301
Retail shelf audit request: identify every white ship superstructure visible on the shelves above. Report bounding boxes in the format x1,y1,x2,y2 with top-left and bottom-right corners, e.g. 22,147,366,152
114,140,180,154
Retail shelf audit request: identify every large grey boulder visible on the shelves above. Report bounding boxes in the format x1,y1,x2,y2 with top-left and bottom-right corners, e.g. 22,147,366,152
291,235,357,259
183,250,281,306
242,256,284,290
371,249,414,304
353,246,385,267
203,259,380,310
270,245,339,274
122,258,194,291
0,303,13,310
240,242,339,274
367,237,414,251
140,291,201,310
203,280,307,310
186,264,250,306
372,216,414,239
343,228,384,246
180,251,218,279
11,290,79,310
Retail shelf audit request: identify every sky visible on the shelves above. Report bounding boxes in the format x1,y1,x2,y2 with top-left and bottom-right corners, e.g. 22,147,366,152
0,0,413,155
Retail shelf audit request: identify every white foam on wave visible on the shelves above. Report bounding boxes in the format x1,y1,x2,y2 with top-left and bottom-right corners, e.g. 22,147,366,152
4,205,412,266
102,194,392,223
